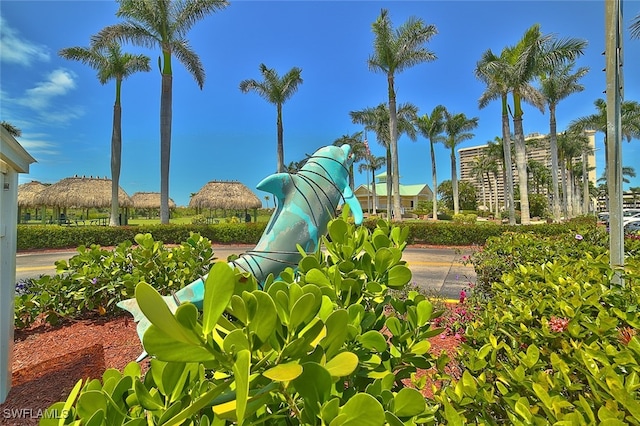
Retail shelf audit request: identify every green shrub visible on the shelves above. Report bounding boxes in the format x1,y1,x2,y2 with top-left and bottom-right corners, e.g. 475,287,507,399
432,233,640,424
14,232,216,328
190,214,207,225
44,216,448,425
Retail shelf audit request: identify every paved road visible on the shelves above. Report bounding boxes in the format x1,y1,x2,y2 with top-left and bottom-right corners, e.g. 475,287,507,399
16,245,476,301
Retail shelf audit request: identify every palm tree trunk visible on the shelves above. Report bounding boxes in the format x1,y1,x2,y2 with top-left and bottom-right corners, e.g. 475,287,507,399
480,174,487,210
110,85,122,227
385,148,392,218
387,73,402,221
371,169,378,215
277,103,284,173
501,96,516,225
560,161,568,218
430,140,438,221
512,113,531,225
486,172,493,213
159,57,173,225
493,172,500,218
451,149,459,215
567,160,574,218
582,151,590,213
549,104,562,223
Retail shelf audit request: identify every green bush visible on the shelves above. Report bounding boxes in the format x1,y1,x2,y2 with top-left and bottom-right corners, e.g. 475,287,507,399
44,216,448,425
432,231,640,424
14,233,216,328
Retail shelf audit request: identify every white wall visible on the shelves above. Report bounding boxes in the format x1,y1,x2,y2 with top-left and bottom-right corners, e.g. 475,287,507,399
0,165,18,403
0,126,36,403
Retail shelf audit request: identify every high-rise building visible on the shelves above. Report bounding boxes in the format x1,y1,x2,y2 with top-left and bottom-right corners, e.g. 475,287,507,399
458,130,596,212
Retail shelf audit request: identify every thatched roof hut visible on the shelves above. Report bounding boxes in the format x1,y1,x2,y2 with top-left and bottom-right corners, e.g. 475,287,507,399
189,180,262,210
36,176,133,208
18,181,48,207
131,192,176,209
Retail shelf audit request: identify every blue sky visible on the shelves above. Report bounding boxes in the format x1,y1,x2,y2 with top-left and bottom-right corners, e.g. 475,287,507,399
1,0,639,207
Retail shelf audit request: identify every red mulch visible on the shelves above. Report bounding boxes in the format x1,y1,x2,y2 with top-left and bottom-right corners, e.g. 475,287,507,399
0,314,460,425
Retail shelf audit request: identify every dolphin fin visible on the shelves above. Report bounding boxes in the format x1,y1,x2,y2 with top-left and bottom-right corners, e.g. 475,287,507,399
343,185,364,225
256,173,291,201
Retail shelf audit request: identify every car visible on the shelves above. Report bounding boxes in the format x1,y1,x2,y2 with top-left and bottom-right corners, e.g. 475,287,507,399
623,217,640,233
598,211,609,223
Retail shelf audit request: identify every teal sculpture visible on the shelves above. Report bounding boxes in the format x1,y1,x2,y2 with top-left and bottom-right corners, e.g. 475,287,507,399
118,144,363,359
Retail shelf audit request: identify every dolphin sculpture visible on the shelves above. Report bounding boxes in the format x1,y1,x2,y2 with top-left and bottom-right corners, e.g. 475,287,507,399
118,144,363,359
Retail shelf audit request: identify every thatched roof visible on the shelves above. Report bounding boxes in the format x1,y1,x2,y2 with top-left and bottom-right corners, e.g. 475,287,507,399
189,180,262,210
131,192,176,209
18,181,48,207
36,176,133,208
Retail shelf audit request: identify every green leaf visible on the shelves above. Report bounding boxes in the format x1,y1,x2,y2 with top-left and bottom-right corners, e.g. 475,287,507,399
387,265,412,289
358,330,387,352
385,317,403,336
293,362,333,419
136,282,199,345
233,349,251,426
150,359,183,398
224,329,251,354
263,362,303,382
374,248,394,275
134,379,163,410
514,397,532,423
76,390,107,420
329,220,349,244
58,379,83,426
143,325,214,362
324,352,359,377
321,309,349,359
416,300,433,326
410,340,431,355
393,388,426,417
290,292,317,330
248,291,278,346
203,262,236,335
336,393,385,425
305,269,331,287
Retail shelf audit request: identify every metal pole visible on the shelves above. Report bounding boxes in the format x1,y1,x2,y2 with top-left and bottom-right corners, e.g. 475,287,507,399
605,0,624,284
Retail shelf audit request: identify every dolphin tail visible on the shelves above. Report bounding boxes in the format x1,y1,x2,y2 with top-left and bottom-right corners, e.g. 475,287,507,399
117,295,178,362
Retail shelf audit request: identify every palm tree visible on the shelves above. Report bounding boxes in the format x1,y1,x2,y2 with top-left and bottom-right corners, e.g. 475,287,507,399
539,62,588,222
93,0,229,224
415,105,446,221
470,155,492,212
571,99,640,146
527,159,551,194
443,111,479,215
350,102,418,216
358,154,385,214
1,121,22,137
631,12,640,39
240,64,303,174
60,41,150,227
558,130,589,218
570,99,640,209
485,137,505,218
503,24,587,225
369,8,437,220
333,132,368,189
264,195,270,209
475,51,517,224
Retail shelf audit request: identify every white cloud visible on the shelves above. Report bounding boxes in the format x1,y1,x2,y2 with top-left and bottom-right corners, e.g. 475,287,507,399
0,15,50,65
17,133,58,156
19,68,77,110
